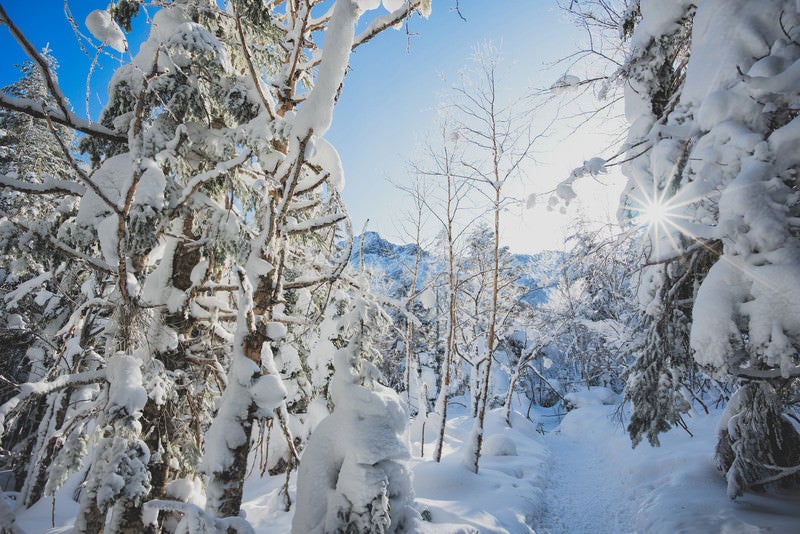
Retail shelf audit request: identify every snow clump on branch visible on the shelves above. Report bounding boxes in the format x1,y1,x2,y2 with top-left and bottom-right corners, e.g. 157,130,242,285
85,10,128,53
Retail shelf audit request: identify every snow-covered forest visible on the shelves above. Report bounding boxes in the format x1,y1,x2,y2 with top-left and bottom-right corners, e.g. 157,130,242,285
0,0,799,532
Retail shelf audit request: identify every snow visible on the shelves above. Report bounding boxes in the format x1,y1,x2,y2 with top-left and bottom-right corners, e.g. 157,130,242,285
164,478,202,503
383,0,409,12
418,287,436,310
265,322,287,342
550,74,581,94
106,353,147,419
681,0,781,104
292,0,359,138
85,10,127,53
563,386,616,409
3,272,52,311
357,0,381,11
541,402,800,534
10,399,800,533
251,374,288,416
307,136,345,191
482,434,517,457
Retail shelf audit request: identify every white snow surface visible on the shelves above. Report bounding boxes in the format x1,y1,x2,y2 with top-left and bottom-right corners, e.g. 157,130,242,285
10,400,800,532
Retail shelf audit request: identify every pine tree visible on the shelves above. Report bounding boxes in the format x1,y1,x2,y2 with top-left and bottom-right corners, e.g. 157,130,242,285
0,52,86,505
618,0,800,497
292,289,415,533
0,0,435,530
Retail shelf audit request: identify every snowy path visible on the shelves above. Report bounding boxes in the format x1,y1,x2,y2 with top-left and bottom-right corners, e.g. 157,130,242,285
535,400,800,534
538,406,635,534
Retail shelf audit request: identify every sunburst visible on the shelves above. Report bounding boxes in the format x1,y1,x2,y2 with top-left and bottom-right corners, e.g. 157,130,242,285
626,180,705,262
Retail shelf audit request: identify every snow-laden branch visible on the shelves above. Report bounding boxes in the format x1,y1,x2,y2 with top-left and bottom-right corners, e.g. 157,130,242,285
0,93,124,143
0,210,115,274
0,4,72,119
292,0,359,137
3,271,52,310
294,170,330,195
0,369,106,436
287,198,321,212
353,1,429,49
732,365,800,380
171,150,252,212
0,3,124,143
283,211,346,234
0,173,85,196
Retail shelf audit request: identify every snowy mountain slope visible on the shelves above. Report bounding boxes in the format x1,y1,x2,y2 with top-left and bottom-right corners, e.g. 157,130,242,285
349,231,564,306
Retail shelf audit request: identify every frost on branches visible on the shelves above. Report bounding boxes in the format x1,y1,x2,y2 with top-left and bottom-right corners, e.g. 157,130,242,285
621,0,800,497
0,0,432,531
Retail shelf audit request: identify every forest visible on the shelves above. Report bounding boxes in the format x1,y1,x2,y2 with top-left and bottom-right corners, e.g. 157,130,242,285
0,0,799,533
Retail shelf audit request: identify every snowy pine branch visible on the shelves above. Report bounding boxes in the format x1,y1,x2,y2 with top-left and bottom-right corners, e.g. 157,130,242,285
0,93,123,143
171,150,252,213
0,209,115,273
353,1,429,50
0,173,85,196
0,369,106,436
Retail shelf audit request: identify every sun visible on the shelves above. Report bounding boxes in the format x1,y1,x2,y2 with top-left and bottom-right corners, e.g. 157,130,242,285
627,185,694,260
636,197,676,229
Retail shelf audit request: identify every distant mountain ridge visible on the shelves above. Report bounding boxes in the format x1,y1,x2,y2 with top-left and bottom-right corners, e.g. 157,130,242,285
348,231,564,306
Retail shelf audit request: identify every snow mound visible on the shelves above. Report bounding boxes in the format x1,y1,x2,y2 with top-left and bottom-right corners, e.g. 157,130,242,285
413,409,548,533
483,434,518,457
564,386,617,410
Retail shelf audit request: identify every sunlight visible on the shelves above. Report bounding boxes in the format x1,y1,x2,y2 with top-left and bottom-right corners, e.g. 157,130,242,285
626,183,698,261
636,196,675,229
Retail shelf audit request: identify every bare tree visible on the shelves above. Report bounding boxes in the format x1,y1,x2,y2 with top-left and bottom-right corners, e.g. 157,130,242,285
451,43,546,473
413,120,474,463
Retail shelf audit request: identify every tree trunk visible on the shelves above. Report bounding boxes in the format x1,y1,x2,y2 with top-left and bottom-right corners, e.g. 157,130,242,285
212,413,254,518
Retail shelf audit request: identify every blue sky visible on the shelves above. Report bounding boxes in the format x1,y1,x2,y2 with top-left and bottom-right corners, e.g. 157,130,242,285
329,1,626,253
0,1,624,253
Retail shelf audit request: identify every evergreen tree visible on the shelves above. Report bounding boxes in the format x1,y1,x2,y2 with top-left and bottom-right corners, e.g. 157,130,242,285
0,52,86,506
618,0,800,497
0,1,434,530
292,289,415,533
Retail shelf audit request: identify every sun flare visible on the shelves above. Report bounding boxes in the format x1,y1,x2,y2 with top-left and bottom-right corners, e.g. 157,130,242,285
636,197,675,228
627,185,697,260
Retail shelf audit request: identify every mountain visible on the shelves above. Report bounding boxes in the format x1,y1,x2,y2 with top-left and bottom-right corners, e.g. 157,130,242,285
348,231,564,306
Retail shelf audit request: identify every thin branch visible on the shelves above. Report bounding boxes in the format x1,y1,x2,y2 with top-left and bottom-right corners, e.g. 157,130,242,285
353,1,423,50
0,4,125,143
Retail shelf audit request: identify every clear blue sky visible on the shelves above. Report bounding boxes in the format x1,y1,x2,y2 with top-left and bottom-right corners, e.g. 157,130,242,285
0,1,623,253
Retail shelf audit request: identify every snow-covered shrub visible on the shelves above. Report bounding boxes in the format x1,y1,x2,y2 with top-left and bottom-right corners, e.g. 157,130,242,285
293,293,416,533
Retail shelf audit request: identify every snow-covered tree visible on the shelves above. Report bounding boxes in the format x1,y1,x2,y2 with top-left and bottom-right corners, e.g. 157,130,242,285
619,0,800,497
0,0,435,530
292,290,415,533
546,226,640,396
0,51,90,507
